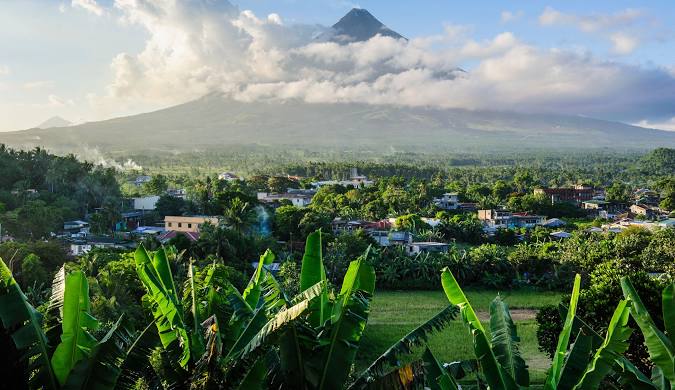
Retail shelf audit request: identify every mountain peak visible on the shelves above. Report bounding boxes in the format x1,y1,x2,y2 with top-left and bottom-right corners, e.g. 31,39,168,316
327,8,405,44
37,116,72,129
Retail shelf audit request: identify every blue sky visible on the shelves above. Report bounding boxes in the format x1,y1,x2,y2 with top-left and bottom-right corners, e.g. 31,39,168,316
1,0,674,131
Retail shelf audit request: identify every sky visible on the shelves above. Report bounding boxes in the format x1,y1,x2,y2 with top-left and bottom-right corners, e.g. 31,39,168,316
1,0,675,131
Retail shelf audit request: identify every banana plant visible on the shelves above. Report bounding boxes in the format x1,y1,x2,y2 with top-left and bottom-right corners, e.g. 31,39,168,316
0,260,153,390
441,269,638,390
621,278,675,389
133,244,324,389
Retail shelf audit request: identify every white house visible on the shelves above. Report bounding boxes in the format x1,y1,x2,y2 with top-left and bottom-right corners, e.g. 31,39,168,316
433,193,460,210
133,195,160,210
257,192,313,207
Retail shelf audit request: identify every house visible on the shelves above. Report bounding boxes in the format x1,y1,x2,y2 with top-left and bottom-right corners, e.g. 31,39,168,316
541,218,566,228
69,236,133,256
582,200,626,217
63,220,90,235
331,218,372,235
368,230,391,246
218,172,241,182
478,209,546,232
257,192,313,208
134,175,152,187
157,230,200,244
630,204,660,219
311,168,374,189
164,215,220,233
166,188,187,199
534,185,595,204
117,211,145,231
406,242,449,255
133,195,160,211
549,231,572,240
387,230,413,246
633,189,661,206
433,193,460,210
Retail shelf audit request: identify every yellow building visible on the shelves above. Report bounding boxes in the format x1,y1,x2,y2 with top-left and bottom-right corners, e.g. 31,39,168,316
164,216,219,233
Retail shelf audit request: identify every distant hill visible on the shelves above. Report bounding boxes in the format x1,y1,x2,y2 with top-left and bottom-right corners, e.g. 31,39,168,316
37,116,72,129
1,94,674,154
320,8,406,43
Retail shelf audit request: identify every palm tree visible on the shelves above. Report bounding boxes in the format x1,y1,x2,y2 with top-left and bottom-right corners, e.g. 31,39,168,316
222,197,257,233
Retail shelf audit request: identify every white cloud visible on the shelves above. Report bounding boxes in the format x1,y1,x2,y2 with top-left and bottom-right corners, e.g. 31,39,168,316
71,0,104,16
500,10,523,23
47,94,74,107
610,32,639,54
80,0,675,124
23,80,54,90
539,7,643,32
635,117,675,131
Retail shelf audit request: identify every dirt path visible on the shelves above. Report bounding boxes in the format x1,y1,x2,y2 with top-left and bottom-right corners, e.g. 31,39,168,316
476,309,538,321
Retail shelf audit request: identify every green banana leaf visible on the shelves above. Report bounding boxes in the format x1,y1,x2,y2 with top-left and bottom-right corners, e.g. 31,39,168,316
422,347,459,390
490,295,529,387
135,245,191,368
573,299,632,389
116,321,162,390
243,249,275,309
300,230,329,327
61,315,133,390
441,268,518,390
0,259,58,390
621,277,675,385
309,258,376,390
51,271,100,385
187,262,205,359
663,284,675,347
238,280,325,357
557,331,595,390
557,303,656,390
545,274,581,390
350,305,459,389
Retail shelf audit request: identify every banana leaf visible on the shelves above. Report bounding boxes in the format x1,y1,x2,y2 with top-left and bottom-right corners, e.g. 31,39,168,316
300,230,329,327
308,259,375,390
621,277,675,385
61,315,132,390
243,249,275,309
0,259,58,390
663,284,675,347
557,332,595,390
422,347,459,390
489,295,529,387
116,321,162,390
558,304,656,390
573,300,632,389
135,246,191,368
441,268,518,390
545,274,581,390
350,304,459,389
187,262,205,359
51,271,100,385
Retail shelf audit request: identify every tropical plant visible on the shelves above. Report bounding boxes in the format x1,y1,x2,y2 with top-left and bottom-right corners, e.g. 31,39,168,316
441,269,654,390
0,260,152,390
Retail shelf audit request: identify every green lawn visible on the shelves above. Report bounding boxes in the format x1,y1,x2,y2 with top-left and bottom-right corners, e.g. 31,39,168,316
357,289,563,385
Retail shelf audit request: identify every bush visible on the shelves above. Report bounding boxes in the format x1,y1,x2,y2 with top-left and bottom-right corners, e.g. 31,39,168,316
536,259,666,373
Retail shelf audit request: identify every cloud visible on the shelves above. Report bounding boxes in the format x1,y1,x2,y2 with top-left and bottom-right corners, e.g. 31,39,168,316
71,0,104,16
86,0,675,124
635,117,675,132
0,65,9,76
500,10,523,23
610,32,639,54
47,94,75,107
539,7,643,32
23,80,55,90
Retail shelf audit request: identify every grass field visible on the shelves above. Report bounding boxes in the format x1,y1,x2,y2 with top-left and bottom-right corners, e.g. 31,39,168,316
357,289,563,385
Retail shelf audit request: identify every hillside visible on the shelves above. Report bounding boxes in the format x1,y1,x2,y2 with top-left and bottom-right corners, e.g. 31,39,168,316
1,94,674,154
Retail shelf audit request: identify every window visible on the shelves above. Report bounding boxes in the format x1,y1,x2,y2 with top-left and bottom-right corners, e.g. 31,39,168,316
188,223,192,229
178,223,182,228
168,222,173,227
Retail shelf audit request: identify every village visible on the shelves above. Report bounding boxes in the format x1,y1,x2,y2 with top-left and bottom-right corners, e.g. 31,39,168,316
59,168,675,257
